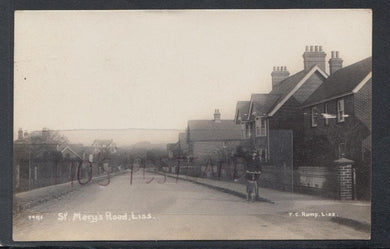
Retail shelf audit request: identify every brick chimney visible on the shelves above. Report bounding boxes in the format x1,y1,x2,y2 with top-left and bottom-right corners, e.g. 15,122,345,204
303,45,327,72
328,51,343,75
214,109,221,123
271,66,290,89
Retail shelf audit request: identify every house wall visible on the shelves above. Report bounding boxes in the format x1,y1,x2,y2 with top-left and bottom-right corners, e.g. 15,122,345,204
190,140,241,160
269,97,304,167
269,129,293,168
303,88,371,199
303,94,369,163
354,79,372,132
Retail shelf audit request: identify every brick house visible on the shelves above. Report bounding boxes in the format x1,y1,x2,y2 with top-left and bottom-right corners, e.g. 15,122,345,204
186,109,242,161
302,56,372,199
235,45,328,168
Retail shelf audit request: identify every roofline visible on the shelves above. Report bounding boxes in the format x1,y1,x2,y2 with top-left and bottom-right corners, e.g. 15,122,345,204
234,101,250,123
302,92,353,108
234,109,240,123
352,71,372,93
302,71,372,108
234,102,241,123
268,65,328,117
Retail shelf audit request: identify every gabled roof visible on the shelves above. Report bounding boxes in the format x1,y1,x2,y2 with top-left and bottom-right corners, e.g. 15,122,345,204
234,101,250,123
304,57,372,106
188,120,242,141
249,94,281,118
268,65,327,116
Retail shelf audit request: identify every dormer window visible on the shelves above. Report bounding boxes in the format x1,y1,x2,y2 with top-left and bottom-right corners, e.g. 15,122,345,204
337,99,345,122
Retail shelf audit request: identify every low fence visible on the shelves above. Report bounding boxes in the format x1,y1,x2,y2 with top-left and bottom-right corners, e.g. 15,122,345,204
14,158,117,193
160,158,352,200
162,157,248,183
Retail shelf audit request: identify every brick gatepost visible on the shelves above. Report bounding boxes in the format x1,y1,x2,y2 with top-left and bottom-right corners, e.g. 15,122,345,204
334,157,354,200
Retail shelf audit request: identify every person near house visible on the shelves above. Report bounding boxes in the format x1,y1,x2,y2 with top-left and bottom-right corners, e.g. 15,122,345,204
245,152,262,200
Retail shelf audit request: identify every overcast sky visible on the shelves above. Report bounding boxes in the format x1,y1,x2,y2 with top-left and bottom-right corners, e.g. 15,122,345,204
14,9,371,145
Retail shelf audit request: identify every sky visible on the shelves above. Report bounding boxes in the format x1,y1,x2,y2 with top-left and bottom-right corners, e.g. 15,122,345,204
14,9,372,145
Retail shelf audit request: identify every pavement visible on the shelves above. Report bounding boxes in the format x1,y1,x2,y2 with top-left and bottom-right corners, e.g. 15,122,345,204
160,171,371,232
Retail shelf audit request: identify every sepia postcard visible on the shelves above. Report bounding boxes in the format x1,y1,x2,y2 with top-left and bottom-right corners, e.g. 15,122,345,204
13,9,372,241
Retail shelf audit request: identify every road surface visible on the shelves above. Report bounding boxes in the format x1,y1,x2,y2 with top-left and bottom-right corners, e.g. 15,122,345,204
13,171,369,240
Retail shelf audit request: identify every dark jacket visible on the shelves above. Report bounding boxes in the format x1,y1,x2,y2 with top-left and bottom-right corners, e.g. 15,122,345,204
245,157,262,181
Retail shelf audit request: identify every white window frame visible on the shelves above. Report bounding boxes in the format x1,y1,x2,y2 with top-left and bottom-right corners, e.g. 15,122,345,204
311,107,317,127
260,117,267,136
255,117,267,137
255,118,261,137
246,123,251,138
324,103,329,126
337,99,345,123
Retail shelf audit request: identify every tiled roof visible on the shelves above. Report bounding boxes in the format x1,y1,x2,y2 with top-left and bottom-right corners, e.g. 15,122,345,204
269,69,309,100
188,120,242,141
304,57,372,106
249,94,281,117
235,101,250,122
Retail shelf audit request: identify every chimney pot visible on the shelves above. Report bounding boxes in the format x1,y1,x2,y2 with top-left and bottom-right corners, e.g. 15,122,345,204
303,45,326,71
306,45,309,52
272,65,290,89
329,51,343,75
